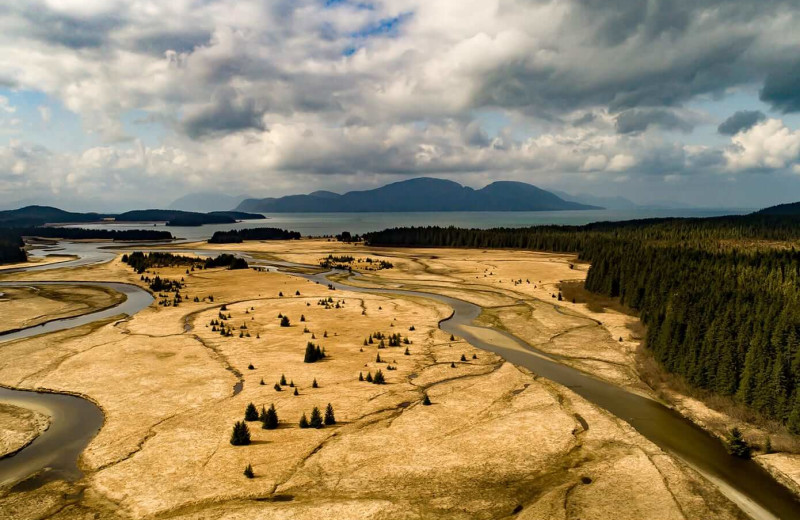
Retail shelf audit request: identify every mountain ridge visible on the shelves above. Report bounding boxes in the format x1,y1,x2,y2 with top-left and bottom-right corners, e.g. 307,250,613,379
236,178,601,213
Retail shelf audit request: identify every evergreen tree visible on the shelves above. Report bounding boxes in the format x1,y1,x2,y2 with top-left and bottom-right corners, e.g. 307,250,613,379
230,421,251,445
312,378,319,388
324,403,336,425
244,464,254,478
299,413,309,428
294,387,299,396
422,394,432,406
281,316,290,327
310,406,323,428
274,383,282,391
280,374,287,385
373,369,385,384
263,403,279,429
244,402,259,421
726,427,751,459
366,372,373,382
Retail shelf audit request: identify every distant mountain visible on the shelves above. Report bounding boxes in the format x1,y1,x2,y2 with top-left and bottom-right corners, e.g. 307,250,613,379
754,201,800,215
0,205,108,227
237,178,600,213
169,192,248,212
0,206,258,228
551,190,638,210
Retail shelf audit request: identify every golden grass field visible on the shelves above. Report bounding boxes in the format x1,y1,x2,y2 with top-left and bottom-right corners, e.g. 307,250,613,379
0,238,791,518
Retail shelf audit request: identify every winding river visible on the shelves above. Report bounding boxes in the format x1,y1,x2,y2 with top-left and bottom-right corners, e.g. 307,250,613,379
1,242,799,520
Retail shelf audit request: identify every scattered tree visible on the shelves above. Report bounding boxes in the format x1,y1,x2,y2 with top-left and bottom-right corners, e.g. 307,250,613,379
262,403,279,429
230,421,251,445
310,406,323,428
324,403,336,425
280,316,291,327
244,403,259,421
243,464,254,478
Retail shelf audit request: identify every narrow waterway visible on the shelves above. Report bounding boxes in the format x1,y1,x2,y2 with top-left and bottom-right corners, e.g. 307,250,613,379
0,280,153,489
1,242,798,520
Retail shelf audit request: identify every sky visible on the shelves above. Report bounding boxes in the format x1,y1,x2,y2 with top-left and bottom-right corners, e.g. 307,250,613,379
1,0,800,211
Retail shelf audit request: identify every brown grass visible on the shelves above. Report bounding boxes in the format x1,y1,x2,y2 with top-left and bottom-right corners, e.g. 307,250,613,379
558,281,638,316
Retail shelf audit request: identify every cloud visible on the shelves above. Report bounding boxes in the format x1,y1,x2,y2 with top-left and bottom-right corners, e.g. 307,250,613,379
725,119,800,171
181,87,266,139
615,109,695,134
37,105,51,124
760,59,800,113
0,96,15,113
1,0,800,206
717,110,766,135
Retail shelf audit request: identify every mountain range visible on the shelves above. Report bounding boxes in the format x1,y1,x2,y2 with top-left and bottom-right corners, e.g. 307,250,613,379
235,178,601,213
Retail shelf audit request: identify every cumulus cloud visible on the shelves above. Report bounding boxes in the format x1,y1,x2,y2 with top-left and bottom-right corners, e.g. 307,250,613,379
725,119,800,171
0,0,800,205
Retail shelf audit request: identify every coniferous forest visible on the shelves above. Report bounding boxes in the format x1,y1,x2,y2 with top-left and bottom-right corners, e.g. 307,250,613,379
364,214,800,433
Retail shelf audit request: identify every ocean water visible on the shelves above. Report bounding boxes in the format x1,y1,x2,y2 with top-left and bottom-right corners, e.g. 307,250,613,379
61,208,752,240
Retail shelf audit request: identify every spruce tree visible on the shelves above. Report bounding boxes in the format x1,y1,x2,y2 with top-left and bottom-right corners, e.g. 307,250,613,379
244,464,254,478
359,372,364,381
324,403,336,425
726,427,751,458
422,394,432,406
450,334,455,341
366,372,373,382
280,374,287,385
281,316,290,327
373,369,385,384
294,387,299,396
460,354,467,362
244,402,259,421
299,413,309,428
263,403,279,429
230,421,251,445
274,383,282,391
312,378,319,388
310,406,323,428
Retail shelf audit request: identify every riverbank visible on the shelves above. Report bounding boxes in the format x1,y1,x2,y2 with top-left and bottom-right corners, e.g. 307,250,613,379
0,284,126,334
0,403,49,459
0,240,752,519
193,238,800,501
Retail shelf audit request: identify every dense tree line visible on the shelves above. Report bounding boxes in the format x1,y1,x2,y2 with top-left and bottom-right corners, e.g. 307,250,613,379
0,226,173,265
122,251,248,273
0,229,26,264
364,215,800,432
209,228,302,243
